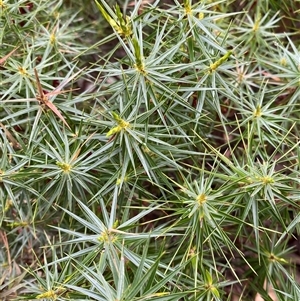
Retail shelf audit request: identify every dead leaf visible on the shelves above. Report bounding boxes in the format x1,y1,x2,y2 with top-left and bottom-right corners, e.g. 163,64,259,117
0,46,19,66
0,122,22,150
33,68,84,129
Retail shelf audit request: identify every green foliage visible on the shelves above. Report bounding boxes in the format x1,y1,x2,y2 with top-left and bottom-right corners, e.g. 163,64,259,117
1,0,300,300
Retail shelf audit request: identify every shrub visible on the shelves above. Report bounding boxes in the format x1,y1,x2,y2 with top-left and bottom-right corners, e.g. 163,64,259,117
1,0,300,300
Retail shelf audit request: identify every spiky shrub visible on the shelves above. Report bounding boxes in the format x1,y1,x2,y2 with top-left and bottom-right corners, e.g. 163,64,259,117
1,0,300,300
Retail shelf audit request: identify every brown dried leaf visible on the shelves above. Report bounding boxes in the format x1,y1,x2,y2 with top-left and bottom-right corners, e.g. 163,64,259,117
33,68,84,129
0,46,19,65
0,122,22,150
